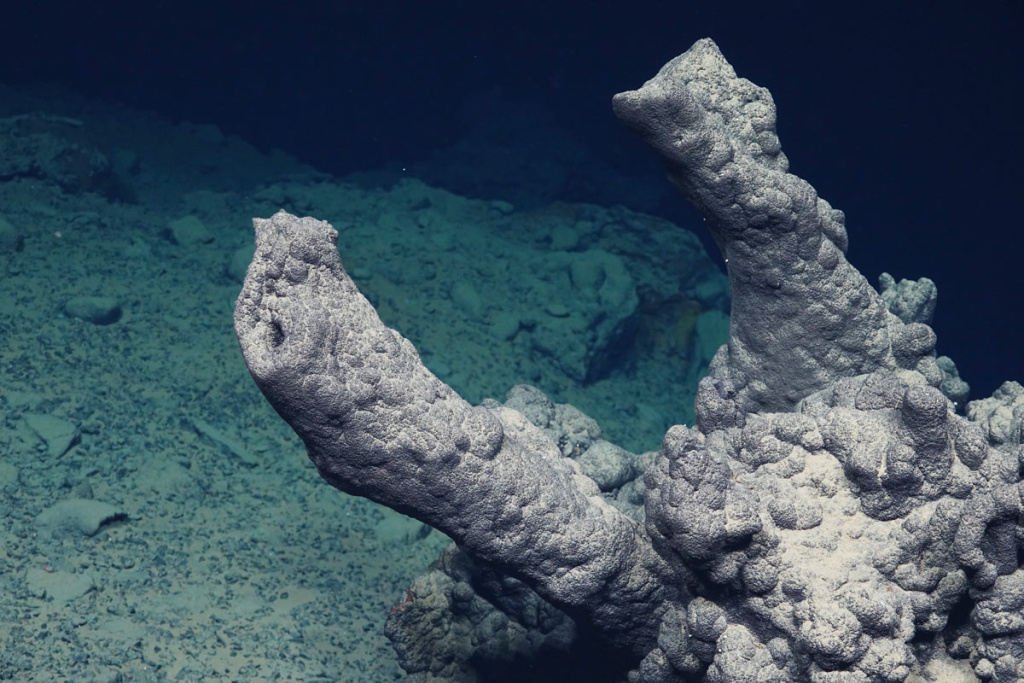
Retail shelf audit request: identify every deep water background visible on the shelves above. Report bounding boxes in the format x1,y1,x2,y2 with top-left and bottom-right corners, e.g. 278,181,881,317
1,3,1022,680
4,0,1022,401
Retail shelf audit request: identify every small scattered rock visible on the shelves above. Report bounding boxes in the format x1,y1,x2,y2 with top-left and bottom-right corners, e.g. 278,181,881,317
35,498,127,538
490,200,514,215
0,215,24,253
0,461,19,492
190,417,259,467
544,302,570,318
489,312,520,341
167,215,213,246
24,413,80,457
25,567,95,602
550,224,579,251
64,295,122,324
451,281,483,320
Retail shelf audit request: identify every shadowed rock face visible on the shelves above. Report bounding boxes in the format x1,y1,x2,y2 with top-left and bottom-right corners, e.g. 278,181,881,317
235,38,1021,683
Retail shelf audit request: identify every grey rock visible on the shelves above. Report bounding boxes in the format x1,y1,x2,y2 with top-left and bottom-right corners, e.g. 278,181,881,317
501,384,556,429
966,381,1024,445
615,39,910,415
879,272,938,326
234,39,1021,683
235,209,676,657
576,440,635,491
385,544,577,682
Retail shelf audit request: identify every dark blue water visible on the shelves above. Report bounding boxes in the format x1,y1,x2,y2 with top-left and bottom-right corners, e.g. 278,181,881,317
5,0,1022,400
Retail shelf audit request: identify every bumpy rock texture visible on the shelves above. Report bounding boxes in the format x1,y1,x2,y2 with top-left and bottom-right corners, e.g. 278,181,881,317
235,39,1023,682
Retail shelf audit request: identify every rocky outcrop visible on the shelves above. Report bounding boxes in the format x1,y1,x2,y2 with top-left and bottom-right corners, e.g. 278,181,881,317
234,39,1021,682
